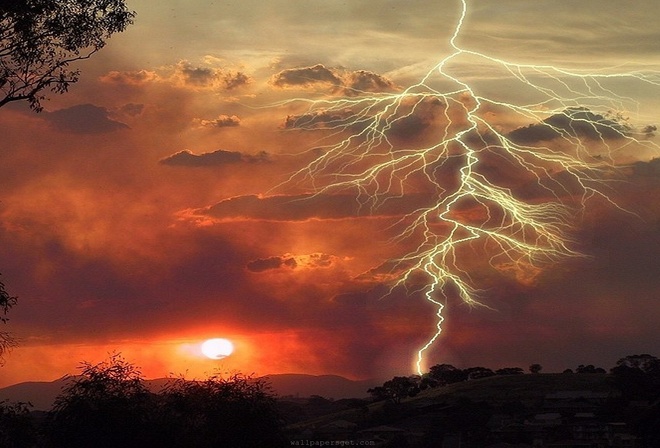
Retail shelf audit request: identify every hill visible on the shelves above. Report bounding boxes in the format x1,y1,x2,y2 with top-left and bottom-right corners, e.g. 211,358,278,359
411,372,613,404
283,372,659,447
0,378,68,411
287,373,616,430
264,373,377,399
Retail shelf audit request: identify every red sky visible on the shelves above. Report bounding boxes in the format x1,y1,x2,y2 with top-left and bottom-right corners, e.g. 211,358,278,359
1,0,659,387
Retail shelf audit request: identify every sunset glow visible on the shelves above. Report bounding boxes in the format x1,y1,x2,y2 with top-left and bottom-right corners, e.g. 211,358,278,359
1,0,659,388
201,338,234,360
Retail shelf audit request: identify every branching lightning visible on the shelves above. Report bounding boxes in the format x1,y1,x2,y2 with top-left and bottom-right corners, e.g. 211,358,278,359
275,0,660,374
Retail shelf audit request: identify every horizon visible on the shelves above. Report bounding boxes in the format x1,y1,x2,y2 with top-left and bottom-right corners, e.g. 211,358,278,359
1,0,659,389
1,348,653,390
3,355,655,416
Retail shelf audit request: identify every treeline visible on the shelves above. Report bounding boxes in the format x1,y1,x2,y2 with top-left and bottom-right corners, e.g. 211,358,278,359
1,354,658,447
367,354,660,404
0,354,288,448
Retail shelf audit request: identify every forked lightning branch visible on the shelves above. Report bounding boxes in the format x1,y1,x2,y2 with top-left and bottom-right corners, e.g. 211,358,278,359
278,0,659,375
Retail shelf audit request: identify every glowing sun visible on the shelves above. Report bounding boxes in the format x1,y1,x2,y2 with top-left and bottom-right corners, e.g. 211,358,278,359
200,338,234,359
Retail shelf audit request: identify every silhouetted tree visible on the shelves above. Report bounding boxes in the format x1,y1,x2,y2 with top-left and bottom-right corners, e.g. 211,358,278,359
529,363,542,374
0,400,37,448
418,374,440,389
0,275,17,360
613,354,660,376
575,364,606,374
47,354,153,448
464,366,495,380
46,354,288,448
368,376,420,404
367,385,391,402
429,364,467,385
610,354,660,400
0,0,135,111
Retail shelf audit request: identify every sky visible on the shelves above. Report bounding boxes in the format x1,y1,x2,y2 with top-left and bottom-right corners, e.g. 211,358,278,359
1,0,659,388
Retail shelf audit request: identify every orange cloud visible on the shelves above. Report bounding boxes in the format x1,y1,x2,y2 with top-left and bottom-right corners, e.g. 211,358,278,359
194,114,241,128
160,149,269,167
99,60,251,92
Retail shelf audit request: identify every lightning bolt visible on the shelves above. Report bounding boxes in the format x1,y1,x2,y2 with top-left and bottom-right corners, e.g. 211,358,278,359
274,0,659,375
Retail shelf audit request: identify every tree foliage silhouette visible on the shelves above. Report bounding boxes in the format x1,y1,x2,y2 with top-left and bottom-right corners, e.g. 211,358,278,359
575,364,606,374
0,275,17,360
529,363,542,374
46,354,288,448
428,364,468,385
613,354,660,375
0,0,135,111
367,376,420,404
610,354,660,400
47,354,152,448
155,373,287,448
464,366,495,380
0,400,36,448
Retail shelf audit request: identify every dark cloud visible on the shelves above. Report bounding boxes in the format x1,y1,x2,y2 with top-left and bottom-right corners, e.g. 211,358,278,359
270,64,398,96
342,69,397,95
270,64,342,88
99,62,251,91
387,97,445,139
631,157,660,177
283,109,355,129
282,97,444,136
640,125,657,138
175,61,251,90
159,149,269,167
507,107,630,144
43,104,129,134
197,193,437,222
246,255,297,272
306,253,334,268
177,63,217,86
196,115,241,128
222,71,251,90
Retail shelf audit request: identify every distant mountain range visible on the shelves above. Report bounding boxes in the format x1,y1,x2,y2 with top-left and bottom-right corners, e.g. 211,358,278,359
0,374,379,411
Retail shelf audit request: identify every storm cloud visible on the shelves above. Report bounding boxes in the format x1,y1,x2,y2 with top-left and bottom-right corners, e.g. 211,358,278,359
507,108,630,144
160,149,269,167
42,104,129,134
271,64,398,96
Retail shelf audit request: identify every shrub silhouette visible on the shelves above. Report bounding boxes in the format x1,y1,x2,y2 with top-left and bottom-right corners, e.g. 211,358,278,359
46,354,153,448
0,275,18,360
45,354,287,448
0,400,37,448
153,373,287,448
